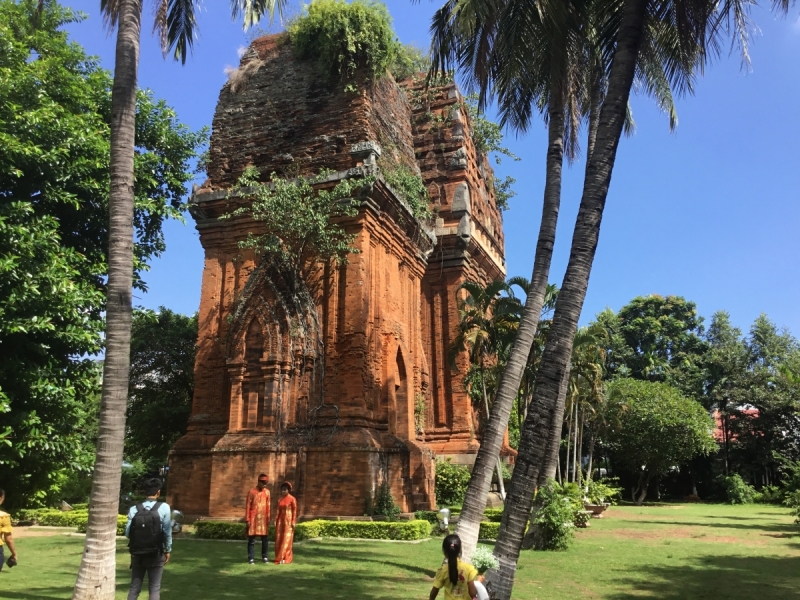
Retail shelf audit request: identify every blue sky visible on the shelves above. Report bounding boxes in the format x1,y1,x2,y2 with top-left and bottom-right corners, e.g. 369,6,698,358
64,0,800,336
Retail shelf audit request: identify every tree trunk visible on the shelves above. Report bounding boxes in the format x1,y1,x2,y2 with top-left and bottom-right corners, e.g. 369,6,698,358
572,400,579,484
486,0,648,596
564,400,573,483
635,473,650,505
455,91,566,562
577,407,584,487
586,431,596,484
72,1,141,598
481,375,507,502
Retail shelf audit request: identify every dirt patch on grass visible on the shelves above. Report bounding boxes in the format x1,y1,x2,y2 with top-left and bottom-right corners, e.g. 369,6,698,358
585,525,759,546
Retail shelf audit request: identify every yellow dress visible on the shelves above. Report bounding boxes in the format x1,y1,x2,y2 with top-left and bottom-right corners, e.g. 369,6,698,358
245,488,271,537
432,558,478,600
0,511,12,546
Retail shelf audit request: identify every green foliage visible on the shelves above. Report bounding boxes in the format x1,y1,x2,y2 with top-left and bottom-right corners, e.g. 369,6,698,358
373,481,401,521
463,94,519,165
381,163,431,220
435,459,471,507
478,521,500,540
126,308,197,465
489,175,516,211
225,168,366,282
531,480,575,551
483,508,504,523
471,544,499,574
0,0,205,509
720,474,756,505
413,393,426,435
605,378,717,502
389,44,430,81
15,508,125,535
194,519,432,541
586,478,623,505
288,0,398,86
754,485,784,505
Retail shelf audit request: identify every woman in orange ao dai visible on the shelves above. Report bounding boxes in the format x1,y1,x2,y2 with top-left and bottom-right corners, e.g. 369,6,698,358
273,481,297,564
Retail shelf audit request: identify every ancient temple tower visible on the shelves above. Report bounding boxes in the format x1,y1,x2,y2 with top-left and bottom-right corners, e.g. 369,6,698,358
167,35,507,519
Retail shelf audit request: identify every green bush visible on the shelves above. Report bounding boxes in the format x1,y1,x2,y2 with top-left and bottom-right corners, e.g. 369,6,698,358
76,515,127,536
721,474,756,505
382,163,431,220
435,459,471,507
478,522,499,540
372,481,401,521
288,0,398,85
531,480,575,551
195,519,432,541
483,508,503,523
586,478,623,505
754,485,785,504
414,510,439,526
783,491,800,525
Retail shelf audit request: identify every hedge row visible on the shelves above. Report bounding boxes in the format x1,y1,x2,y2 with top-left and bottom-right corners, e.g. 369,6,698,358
195,519,432,541
479,522,499,540
17,509,91,528
414,508,504,524
76,516,128,537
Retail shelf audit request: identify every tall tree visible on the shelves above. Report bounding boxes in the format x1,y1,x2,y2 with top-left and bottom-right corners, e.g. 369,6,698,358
126,308,197,467
0,0,203,510
486,0,781,595
605,378,716,504
73,0,286,596
430,0,688,559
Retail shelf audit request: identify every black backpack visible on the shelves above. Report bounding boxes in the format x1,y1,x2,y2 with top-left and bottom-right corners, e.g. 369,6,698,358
129,502,164,555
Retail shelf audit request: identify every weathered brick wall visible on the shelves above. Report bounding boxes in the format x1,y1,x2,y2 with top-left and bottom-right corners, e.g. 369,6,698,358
169,35,507,519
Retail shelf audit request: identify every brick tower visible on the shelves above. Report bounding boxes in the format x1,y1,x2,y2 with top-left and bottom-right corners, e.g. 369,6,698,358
167,35,508,520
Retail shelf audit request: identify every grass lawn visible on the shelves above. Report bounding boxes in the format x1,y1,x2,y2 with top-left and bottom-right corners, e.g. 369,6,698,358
2,503,799,599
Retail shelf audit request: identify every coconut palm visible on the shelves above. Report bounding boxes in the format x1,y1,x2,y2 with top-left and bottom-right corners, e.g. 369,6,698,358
451,279,522,502
486,0,788,596
431,0,688,561
72,1,285,598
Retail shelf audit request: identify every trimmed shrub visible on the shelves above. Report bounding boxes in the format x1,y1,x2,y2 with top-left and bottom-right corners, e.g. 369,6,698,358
483,508,503,523
414,510,439,526
721,474,756,504
195,519,432,541
76,516,127,536
435,459,471,507
478,522,499,540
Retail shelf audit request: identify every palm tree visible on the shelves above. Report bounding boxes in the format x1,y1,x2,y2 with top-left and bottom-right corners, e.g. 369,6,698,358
451,280,522,503
72,0,285,597
430,0,686,560
486,0,785,596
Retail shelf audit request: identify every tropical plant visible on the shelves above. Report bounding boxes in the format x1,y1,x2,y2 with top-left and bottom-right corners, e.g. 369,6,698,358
472,545,500,574
529,480,575,551
373,480,401,521
430,0,693,566
451,279,524,502
73,0,285,593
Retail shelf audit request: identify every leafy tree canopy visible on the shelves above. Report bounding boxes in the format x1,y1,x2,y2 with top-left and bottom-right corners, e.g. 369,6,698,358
126,308,197,467
0,0,205,508
598,295,708,399
606,378,716,504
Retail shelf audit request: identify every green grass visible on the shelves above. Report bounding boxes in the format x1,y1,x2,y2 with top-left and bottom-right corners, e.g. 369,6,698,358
3,504,800,599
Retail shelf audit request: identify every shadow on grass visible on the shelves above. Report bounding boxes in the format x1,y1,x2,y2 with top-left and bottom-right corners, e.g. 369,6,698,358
608,554,800,599
632,519,798,534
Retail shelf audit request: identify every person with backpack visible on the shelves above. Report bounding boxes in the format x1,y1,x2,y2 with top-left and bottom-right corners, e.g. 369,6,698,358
125,477,172,600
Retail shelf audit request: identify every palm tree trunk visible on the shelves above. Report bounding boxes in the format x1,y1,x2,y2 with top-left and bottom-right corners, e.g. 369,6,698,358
572,400,579,484
564,399,573,483
481,374,507,502
454,91,567,562
577,406,584,487
72,0,141,597
486,0,648,596
586,431,596,484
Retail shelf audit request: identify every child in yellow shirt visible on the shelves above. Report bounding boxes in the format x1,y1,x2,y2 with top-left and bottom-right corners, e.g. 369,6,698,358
0,488,18,572
429,534,477,600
